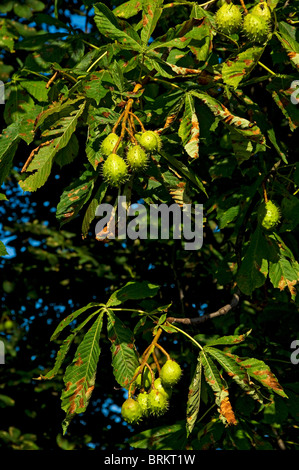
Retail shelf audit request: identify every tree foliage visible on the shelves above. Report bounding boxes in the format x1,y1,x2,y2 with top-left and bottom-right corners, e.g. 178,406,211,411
0,0,299,451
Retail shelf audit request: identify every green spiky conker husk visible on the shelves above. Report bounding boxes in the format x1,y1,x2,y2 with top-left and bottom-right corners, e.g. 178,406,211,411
147,389,169,417
215,3,243,35
101,133,124,157
154,378,172,400
126,145,148,172
251,2,271,21
257,200,281,231
102,153,129,187
242,13,270,43
139,131,162,152
121,398,143,424
137,392,150,416
160,360,182,387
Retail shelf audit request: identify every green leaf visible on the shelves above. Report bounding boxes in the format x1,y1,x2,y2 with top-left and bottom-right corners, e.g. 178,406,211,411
129,421,187,450
140,0,163,46
236,226,270,296
19,100,86,192
50,302,101,340
267,77,299,132
204,347,263,403
94,3,142,52
200,351,223,395
82,70,110,105
276,23,299,71
0,241,8,257
0,121,21,185
269,255,299,297
113,0,143,19
186,356,202,436
81,182,108,239
222,46,264,89
106,310,139,389
106,281,160,307
178,93,200,159
240,357,288,398
40,310,101,380
56,168,96,227
61,312,104,432
191,90,266,147
160,150,207,196
205,330,251,347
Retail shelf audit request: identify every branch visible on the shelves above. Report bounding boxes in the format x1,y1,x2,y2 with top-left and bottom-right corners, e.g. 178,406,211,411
166,291,240,325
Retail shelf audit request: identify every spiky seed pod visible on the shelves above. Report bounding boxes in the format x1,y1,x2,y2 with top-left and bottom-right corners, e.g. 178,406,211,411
101,133,124,157
147,389,169,417
126,145,149,173
138,130,162,152
242,13,270,44
102,153,129,187
160,360,182,388
251,2,271,21
137,392,150,417
257,200,281,231
154,378,172,400
215,3,243,36
121,398,143,424
134,366,153,390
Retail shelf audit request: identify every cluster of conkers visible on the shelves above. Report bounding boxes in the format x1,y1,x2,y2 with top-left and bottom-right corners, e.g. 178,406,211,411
215,1,272,44
121,359,182,425
100,130,162,188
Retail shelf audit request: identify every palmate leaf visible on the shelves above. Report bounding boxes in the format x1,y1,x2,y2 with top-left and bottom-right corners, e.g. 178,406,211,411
0,123,19,186
205,347,264,403
106,310,139,389
200,351,237,425
239,358,288,398
56,168,97,227
50,302,101,341
94,2,143,52
140,0,163,46
178,93,200,159
113,0,143,19
266,77,299,132
276,22,299,72
81,181,108,239
191,90,266,148
269,255,299,297
186,356,202,436
19,100,86,192
106,281,160,307
38,310,101,380
222,46,264,89
61,312,104,433
236,226,270,296
205,330,251,347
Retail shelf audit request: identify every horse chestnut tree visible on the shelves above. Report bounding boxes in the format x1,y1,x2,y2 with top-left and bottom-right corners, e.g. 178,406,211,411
0,0,298,452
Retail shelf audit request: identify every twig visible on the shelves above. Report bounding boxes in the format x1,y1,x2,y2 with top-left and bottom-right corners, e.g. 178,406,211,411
166,292,240,325
239,0,248,14
46,71,58,89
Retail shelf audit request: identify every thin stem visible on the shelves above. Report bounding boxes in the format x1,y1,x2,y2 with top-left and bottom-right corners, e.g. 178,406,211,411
239,0,248,14
87,51,108,73
258,61,277,76
129,112,146,132
166,323,203,350
110,308,148,315
155,343,171,361
82,39,101,50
